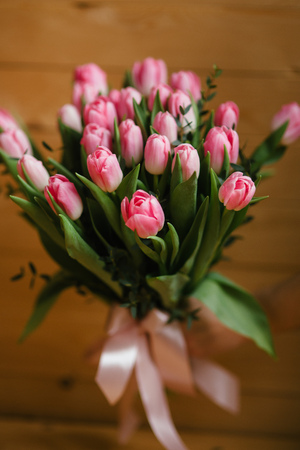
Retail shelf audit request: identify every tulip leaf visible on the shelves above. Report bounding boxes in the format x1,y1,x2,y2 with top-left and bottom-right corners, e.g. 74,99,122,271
198,150,210,197
134,232,161,265
203,110,214,139
10,195,65,248
146,273,190,309
113,117,122,158
80,146,90,179
170,171,197,241
116,164,140,202
86,198,112,250
76,173,122,239
166,222,180,267
58,118,82,174
250,121,288,174
148,235,168,266
220,145,230,180
175,196,209,275
59,215,122,297
191,272,275,357
17,175,44,203
191,170,220,287
0,149,19,181
122,70,134,88
157,153,172,199
150,90,164,125
133,98,148,142
19,270,77,342
249,195,269,205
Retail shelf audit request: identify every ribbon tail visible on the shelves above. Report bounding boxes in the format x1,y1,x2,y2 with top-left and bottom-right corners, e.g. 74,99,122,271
191,357,240,414
136,335,188,450
118,374,141,444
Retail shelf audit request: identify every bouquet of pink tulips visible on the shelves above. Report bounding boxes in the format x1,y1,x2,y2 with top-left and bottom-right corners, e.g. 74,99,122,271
1,57,300,450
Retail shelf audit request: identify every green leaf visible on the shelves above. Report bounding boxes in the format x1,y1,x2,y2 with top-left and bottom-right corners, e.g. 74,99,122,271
0,149,19,181
249,195,269,205
170,172,197,241
150,90,164,124
58,118,82,174
76,173,122,239
17,175,44,203
134,232,161,265
113,117,122,158
133,98,148,141
166,222,180,267
250,122,288,173
19,270,76,342
203,111,214,139
146,273,190,309
122,70,134,88
191,170,220,286
59,215,122,297
191,272,275,356
148,235,168,266
116,164,140,202
220,145,230,180
170,153,182,195
175,196,209,275
10,195,65,248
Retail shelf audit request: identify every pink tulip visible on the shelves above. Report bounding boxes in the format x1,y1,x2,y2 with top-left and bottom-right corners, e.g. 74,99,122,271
168,90,197,131
219,171,256,211
108,89,121,114
44,174,83,220
203,126,239,174
87,146,123,193
83,96,118,135
121,190,165,238
132,57,167,96
17,155,49,191
74,63,108,92
117,87,142,121
170,71,201,101
0,108,18,131
58,104,83,133
72,82,102,111
0,128,32,158
119,119,143,167
81,123,113,155
153,111,178,144
148,83,173,110
172,144,200,181
144,134,171,175
214,101,239,129
271,102,300,145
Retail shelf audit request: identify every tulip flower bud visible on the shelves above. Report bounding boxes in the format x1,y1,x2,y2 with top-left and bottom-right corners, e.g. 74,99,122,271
17,155,49,191
148,83,173,111
170,71,201,101
271,102,300,145
45,174,83,220
58,104,83,133
172,144,200,181
152,111,178,144
132,57,167,96
214,101,239,129
108,89,121,114
74,63,108,92
203,126,239,174
119,119,144,167
83,96,118,135
219,171,256,211
121,190,165,238
81,123,113,155
117,87,142,121
72,82,101,111
87,146,123,193
168,90,197,131
0,128,32,158
0,108,18,131
144,134,171,175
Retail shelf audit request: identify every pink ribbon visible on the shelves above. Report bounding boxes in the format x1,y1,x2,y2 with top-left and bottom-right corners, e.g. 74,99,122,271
95,305,239,450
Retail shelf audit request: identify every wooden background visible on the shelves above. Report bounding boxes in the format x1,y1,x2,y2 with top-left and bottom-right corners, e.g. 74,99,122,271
0,1,299,448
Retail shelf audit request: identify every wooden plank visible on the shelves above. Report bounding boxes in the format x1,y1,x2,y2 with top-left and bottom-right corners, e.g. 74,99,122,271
0,2,299,71
0,419,299,450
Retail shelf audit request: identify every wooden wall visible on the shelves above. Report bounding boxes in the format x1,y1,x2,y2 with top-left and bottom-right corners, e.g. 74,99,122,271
0,1,299,448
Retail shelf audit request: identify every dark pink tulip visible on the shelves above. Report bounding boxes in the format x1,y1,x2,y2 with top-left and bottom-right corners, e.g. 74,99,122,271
219,171,256,211
121,189,165,238
45,174,83,220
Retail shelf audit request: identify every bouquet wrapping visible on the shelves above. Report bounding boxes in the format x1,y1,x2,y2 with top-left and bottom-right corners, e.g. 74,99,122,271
1,57,300,450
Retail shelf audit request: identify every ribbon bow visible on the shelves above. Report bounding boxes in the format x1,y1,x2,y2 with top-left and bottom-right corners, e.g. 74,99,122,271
95,305,239,450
